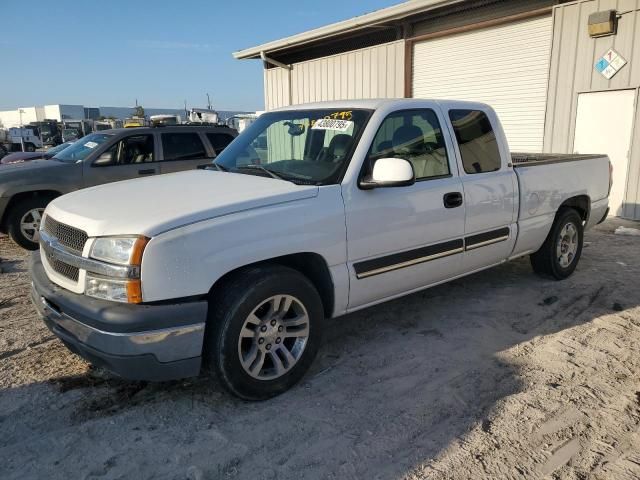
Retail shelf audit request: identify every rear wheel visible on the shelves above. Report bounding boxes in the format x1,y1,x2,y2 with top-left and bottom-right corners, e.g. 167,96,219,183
24,143,36,152
6,196,49,250
205,265,324,400
530,208,584,280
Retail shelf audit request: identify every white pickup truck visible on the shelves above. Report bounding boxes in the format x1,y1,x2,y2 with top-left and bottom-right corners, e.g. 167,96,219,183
30,99,611,400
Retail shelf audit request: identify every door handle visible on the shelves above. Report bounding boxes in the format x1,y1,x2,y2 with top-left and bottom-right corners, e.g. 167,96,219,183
138,169,155,175
443,192,463,209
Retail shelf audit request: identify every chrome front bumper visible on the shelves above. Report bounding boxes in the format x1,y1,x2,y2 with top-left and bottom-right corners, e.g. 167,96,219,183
30,252,208,381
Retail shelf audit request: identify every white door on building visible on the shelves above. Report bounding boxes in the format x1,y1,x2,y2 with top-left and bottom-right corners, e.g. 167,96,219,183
412,16,552,152
573,89,636,217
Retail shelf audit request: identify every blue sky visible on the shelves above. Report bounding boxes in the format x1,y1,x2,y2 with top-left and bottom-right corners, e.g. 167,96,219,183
1,0,401,112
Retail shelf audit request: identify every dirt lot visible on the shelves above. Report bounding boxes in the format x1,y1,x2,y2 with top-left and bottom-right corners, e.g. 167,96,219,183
1,219,640,480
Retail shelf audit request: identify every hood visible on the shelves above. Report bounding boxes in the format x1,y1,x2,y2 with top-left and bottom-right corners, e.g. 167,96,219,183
0,152,44,164
46,170,319,237
0,159,75,188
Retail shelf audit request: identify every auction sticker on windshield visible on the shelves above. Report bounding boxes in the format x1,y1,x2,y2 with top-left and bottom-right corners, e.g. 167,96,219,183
312,119,353,132
84,141,99,149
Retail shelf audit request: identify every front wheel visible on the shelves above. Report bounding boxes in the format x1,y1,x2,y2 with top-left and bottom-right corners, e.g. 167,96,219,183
530,208,584,280
6,196,50,250
205,265,324,400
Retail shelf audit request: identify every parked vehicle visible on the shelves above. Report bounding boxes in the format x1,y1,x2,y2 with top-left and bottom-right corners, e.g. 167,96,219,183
0,127,44,152
0,125,237,249
150,114,180,126
61,120,92,142
1,141,74,165
30,99,611,400
94,119,117,131
123,116,148,128
29,120,62,146
188,108,219,124
61,128,80,142
226,113,260,133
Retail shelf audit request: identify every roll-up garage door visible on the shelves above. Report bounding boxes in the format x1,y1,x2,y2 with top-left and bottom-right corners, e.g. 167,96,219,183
412,15,552,152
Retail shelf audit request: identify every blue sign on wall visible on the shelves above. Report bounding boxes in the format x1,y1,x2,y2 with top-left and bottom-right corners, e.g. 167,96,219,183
595,58,609,73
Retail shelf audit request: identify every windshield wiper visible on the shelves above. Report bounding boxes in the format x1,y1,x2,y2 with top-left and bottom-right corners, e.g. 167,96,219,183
235,165,290,182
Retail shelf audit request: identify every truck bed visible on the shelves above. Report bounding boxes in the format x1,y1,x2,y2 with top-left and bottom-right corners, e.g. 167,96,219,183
511,152,604,167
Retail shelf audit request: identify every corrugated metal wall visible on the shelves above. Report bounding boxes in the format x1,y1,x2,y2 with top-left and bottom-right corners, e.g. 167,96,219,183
263,41,405,110
544,0,640,219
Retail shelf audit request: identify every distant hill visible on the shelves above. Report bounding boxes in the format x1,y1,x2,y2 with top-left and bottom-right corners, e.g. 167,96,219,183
98,106,250,121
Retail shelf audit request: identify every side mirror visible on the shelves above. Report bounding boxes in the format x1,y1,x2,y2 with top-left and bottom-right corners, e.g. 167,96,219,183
359,157,415,190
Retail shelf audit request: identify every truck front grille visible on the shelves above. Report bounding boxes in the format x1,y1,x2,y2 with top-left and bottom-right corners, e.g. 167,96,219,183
48,257,80,282
42,216,88,253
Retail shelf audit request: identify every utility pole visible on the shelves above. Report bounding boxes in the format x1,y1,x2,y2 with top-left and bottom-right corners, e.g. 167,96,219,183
18,109,25,152
207,93,211,110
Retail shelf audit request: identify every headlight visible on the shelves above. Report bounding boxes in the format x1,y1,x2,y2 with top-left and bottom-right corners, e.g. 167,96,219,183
90,236,146,265
86,236,148,303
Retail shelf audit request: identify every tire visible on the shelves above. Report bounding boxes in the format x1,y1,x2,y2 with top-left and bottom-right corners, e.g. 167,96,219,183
6,196,49,250
530,208,584,280
24,143,36,152
205,265,324,400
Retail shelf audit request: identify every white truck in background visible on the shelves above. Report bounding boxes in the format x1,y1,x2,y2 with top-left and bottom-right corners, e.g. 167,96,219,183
0,127,44,152
31,99,611,400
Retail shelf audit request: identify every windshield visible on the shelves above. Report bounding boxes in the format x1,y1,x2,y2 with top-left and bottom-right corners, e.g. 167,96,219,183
53,133,113,162
214,109,371,185
45,142,73,156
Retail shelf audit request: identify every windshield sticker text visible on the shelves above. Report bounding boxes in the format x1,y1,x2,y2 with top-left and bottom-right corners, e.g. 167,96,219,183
311,119,354,132
326,111,353,120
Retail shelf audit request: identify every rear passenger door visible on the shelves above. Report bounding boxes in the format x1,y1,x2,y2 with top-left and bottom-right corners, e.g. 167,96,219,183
159,131,212,173
83,133,159,187
447,108,517,270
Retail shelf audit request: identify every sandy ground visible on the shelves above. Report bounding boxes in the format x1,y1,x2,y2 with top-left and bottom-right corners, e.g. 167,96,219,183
1,219,640,480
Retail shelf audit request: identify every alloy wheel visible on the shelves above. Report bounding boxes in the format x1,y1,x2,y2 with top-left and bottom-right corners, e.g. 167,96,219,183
237,294,310,380
556,222,578,268
20,208,45,242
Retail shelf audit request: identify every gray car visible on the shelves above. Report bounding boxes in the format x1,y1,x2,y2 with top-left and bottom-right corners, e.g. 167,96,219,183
0,125,237,249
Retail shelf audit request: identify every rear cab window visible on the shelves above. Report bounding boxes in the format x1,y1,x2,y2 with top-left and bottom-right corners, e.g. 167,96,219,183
161,132,207,161
449,109,502,174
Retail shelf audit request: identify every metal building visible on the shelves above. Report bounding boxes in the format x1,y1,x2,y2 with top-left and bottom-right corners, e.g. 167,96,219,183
235,0,640,220
546,0,640,219
235,0,558,153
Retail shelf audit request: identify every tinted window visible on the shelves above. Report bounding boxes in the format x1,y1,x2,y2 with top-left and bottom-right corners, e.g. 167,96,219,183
367,109,450,180
449,110,501,174
206,132,235,155
94,134,154,166
162,132,207,161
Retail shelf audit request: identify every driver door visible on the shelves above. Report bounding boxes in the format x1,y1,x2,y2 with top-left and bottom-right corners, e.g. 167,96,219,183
343,107,466,308
83,133,159,187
